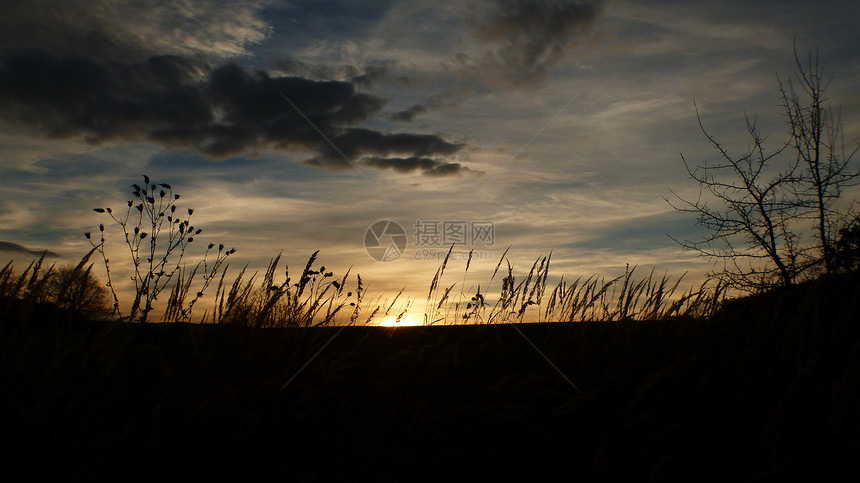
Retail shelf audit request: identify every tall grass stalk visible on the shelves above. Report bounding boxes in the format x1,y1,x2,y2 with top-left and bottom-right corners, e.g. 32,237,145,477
211,251,366,327
424,244,454,325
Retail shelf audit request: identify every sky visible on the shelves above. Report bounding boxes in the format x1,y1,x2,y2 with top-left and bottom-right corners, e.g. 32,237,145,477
1,0,859,323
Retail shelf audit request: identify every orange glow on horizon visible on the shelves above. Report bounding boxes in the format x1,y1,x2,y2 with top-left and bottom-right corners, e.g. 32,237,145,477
377,314,424,327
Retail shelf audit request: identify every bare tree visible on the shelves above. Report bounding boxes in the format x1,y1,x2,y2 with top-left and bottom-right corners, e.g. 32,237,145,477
779,41,860,276
669,42,859,292
667,107,803,292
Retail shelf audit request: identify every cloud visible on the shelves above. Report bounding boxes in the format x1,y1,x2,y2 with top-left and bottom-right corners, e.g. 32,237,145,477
305,130,465,170
0,51,465,172
0,241,61,258
274,58,407,87
117,0,273,58
391,104,428,122
0,0,470,175
460,0,603,85
0,50,210,141
358,156,478,177
358,156,480,177
0,0,272,61
422,162,478,177
360,156,438,172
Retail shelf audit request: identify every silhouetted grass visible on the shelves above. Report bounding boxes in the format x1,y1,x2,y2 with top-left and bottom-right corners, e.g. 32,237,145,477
208,251,367,327
1,246,727,327
68,176,734,326
426,248,726,325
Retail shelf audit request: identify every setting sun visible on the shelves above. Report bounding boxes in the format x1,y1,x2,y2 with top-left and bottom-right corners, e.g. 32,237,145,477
377,314,424,327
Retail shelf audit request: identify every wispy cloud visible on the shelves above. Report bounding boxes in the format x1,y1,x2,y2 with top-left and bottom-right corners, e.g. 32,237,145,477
0,240,60,258
0,0,273,61
391,104,428,122
459,0,604,86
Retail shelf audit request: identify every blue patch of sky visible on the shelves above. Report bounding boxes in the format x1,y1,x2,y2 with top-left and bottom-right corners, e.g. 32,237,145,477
251,0,397,61
28,152,129,180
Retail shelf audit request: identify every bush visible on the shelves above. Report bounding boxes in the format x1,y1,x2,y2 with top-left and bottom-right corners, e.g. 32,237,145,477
47,263,111,320
833,215,860,272
0,249,111,325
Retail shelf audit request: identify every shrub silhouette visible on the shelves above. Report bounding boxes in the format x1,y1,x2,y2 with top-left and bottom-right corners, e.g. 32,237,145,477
832,215,860,272
47,262,111,320
0,249,110,326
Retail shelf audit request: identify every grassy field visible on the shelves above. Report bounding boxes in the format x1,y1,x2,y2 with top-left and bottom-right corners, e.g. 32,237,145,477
1,270,859,481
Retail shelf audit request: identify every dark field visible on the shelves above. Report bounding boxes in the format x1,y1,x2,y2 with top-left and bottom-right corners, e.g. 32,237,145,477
2,272,859,482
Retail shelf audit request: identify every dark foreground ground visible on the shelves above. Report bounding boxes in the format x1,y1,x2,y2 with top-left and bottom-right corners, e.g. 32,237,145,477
2,273,860,482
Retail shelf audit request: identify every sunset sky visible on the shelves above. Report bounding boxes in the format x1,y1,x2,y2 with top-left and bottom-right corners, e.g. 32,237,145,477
1,0,859,322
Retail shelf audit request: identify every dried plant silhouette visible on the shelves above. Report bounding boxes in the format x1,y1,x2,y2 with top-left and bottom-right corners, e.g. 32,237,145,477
88,175,235,322
668,43,859,292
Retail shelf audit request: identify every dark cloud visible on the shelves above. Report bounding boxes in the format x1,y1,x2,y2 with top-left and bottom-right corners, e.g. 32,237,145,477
422,162,477,178
359,157,478,177
0,0,469,174
305,129,464,170
462,0,603,85
0,51,465,170
0,0,140,61
325,129,463,161
359,156,439,173
0,241,60,258
330,94,389,124
274,58,350,81
274,58,410,87
0,50,211,141
391,104,428,122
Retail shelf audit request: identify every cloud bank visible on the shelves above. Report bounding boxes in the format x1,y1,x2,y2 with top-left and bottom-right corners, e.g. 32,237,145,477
0,0,470,176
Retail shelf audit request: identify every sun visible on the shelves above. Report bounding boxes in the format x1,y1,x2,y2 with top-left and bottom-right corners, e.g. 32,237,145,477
377,313,423,327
